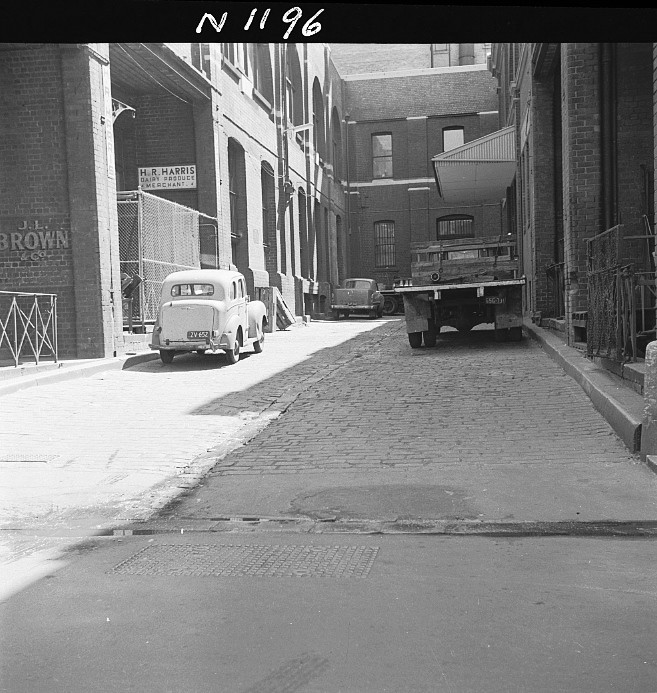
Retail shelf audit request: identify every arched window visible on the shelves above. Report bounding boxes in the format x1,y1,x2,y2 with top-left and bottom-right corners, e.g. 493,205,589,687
312,79,326,160
436,214,474,240
374,221,396,268
286,45,303,127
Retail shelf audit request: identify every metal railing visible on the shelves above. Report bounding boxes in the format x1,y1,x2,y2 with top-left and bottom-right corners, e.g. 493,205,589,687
0,291,58,367
587,224,656,363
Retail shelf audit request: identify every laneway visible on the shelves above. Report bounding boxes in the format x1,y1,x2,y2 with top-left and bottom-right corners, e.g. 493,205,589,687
3,321,657,693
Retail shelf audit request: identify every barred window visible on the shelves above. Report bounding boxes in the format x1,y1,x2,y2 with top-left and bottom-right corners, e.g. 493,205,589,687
436,215,474,239
375,221,396,267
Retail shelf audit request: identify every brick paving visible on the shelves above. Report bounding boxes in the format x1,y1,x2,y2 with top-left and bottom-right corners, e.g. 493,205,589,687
208,321,634,476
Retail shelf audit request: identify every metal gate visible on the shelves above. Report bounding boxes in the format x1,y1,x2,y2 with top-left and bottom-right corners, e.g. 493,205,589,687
587,224,656,363
117,191,217,328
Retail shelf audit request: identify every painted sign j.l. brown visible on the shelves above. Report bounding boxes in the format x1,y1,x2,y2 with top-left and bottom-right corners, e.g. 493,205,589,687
0,219,69,262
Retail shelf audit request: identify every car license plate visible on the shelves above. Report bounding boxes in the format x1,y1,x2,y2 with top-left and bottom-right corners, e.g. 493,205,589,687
485,297,505,304
187,330,209,339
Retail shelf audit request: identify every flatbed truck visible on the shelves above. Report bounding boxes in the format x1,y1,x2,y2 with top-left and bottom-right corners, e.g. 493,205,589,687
394,235,525,348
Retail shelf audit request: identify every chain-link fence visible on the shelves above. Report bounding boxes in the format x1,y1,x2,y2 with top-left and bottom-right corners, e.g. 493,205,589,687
118,191,216,327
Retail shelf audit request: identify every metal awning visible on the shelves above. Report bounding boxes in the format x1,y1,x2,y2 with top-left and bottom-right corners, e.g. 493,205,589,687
432,125,516,205
109,43,211,101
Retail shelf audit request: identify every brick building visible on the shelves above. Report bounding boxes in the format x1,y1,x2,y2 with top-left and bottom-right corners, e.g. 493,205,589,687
489,43,656,363
330,43,501,290
0,42,346,358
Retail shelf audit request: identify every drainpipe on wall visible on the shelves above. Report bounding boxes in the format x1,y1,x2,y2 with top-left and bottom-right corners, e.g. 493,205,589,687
600,42,618,232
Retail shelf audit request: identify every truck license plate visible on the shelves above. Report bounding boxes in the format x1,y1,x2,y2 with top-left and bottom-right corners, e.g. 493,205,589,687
187,330,210,339
485,297,505,304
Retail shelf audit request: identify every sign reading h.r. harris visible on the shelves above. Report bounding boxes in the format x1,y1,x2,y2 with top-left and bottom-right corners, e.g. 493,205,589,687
138,165,197,190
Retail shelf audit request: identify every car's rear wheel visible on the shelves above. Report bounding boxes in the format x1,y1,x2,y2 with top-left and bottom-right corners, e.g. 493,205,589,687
226,332,241,364
382,296,397,316
196,349,205,355
408,332,423,349
159,349,175,364
253,322,264,353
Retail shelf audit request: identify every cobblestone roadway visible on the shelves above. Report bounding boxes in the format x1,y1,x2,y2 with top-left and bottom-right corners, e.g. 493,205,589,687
173,320,657,524
210,322,631,474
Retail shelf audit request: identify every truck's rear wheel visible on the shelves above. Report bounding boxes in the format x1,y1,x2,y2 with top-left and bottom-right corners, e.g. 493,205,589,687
159,349,175,364
508,326,523,342
408,332,423,349
423,329,437,347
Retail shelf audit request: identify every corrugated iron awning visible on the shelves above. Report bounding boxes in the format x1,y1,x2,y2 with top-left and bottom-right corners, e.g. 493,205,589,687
432,125,516,204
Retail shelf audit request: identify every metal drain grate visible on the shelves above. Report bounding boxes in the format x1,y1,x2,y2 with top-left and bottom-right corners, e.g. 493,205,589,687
0,453,58,463
110,544,379,578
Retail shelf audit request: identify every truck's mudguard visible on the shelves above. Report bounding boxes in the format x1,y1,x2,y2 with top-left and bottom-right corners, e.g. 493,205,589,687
402,293,431,333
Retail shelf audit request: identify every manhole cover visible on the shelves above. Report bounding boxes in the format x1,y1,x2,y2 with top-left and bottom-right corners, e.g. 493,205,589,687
110,544,379,578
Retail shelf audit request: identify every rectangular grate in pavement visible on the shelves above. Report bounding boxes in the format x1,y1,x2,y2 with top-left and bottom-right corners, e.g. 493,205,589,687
109,544,379,578
0,454,58,463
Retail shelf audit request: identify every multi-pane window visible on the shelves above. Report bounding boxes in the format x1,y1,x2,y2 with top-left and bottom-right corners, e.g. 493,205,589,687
436,215,474,239
442,126,464,152
372,133,392,179
375,221,396,267
222,43,235,65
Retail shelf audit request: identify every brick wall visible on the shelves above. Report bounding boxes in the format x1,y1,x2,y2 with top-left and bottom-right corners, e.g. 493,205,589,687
654,44,657,239
345,66,498,121
329,44,431,75
561,43,603,341
0,45,77,357
530,75,558,316
615,43,653,268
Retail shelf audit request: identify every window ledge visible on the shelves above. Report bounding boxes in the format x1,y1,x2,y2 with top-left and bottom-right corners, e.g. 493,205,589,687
252,88,272,113
222,58,241,83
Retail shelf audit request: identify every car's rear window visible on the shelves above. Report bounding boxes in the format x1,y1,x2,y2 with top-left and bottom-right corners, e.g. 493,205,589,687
171,283,218,298
344,280,372,290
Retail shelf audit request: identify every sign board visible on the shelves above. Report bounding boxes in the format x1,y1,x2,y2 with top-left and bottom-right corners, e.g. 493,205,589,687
138,165,197,190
